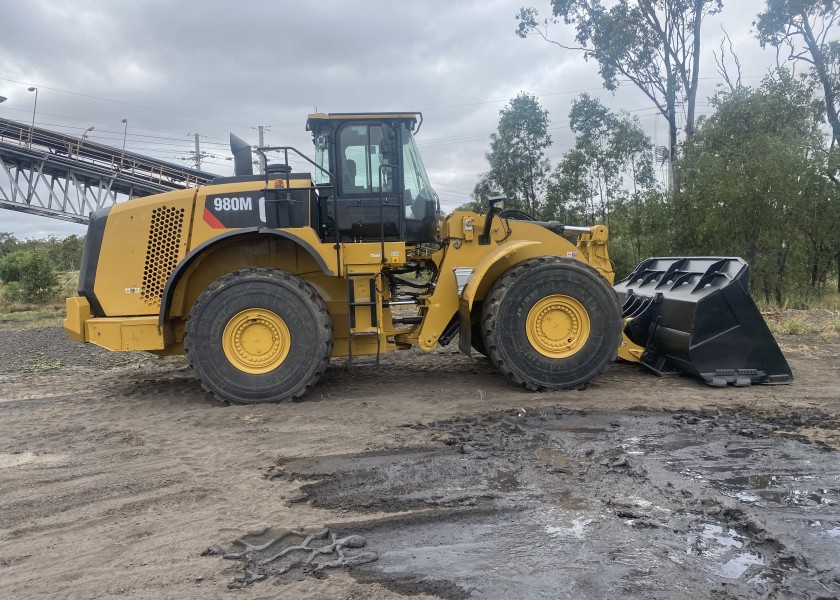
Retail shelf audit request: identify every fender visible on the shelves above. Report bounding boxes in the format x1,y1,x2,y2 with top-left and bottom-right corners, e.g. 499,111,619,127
457,239,540,354
158,227,335,326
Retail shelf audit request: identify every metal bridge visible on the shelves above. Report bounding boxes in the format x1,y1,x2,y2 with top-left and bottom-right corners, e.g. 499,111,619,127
0,117,217,225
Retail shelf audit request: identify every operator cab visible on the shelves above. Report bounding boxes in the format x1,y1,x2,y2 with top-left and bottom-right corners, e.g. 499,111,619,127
306,112,438,244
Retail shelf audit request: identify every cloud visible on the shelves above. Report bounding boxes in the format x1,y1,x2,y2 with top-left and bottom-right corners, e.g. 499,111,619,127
0,0,778,234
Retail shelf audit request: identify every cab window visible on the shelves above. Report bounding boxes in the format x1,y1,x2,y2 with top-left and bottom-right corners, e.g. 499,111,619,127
339,124,395,195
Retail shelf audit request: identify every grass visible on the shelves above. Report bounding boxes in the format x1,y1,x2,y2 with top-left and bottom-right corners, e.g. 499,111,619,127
0,273,75,330
24,356,63,372
779,317,814,336
0,305,65,330
755,290,840,312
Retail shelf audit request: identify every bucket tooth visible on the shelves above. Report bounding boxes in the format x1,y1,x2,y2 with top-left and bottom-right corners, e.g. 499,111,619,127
614,257,793,386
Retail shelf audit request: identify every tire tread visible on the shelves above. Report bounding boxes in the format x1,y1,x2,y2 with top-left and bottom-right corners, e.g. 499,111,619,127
183,267,333,404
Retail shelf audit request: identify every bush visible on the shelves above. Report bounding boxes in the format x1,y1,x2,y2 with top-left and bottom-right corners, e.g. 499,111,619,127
0,250,59,303
2,281,22,303
0,251,29,283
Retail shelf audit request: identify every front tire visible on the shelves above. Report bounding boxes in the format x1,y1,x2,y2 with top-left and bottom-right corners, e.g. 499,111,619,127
481,257,621,391
184,268,333,404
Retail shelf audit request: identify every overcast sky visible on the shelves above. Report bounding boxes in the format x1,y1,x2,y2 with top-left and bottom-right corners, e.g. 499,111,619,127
0,0,778,239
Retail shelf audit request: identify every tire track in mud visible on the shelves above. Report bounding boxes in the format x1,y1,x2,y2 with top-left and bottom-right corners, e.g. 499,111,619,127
3,326,840,599
215,409,840,599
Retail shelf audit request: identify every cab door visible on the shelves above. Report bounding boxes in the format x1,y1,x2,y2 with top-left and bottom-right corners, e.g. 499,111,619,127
331,121,404,242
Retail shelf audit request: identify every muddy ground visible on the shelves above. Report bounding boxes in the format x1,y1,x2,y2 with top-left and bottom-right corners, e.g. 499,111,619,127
1,318,839,599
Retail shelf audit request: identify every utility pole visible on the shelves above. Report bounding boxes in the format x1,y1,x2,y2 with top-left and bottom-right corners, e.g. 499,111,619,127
257,125,265,174
194,133,202,170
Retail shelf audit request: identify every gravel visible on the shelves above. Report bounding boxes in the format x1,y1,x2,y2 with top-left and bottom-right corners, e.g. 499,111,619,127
0,326,143,373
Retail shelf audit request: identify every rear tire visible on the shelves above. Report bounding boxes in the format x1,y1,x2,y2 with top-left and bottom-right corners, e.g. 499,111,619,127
481,257,621,391
184,268,333,404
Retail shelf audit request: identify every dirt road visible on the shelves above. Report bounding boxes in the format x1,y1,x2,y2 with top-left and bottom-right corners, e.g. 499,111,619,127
0,324,838,599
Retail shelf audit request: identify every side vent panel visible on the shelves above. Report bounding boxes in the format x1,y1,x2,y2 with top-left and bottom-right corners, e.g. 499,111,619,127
142,206,186,306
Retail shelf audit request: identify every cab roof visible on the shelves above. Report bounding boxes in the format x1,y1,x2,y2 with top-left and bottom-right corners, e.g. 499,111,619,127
306,112,422,132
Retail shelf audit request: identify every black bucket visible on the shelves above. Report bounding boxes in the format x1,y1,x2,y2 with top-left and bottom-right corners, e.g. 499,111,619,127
613,257,792,387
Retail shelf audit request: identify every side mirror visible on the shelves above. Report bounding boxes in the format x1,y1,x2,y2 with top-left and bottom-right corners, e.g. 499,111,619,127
480,195,507,245
488,195,506,211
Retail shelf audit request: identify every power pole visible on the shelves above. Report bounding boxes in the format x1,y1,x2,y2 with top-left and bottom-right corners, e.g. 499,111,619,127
257,125,265,174
194,133,202,170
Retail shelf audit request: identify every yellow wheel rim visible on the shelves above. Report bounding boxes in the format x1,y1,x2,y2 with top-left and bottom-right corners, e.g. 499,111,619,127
222,309,291,374
526,295,590,358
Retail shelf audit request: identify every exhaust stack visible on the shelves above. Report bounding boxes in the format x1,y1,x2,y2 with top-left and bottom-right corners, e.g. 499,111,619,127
230,133,254,176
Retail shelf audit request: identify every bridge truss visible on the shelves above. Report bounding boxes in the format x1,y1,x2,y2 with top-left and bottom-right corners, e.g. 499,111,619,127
0,117,217,225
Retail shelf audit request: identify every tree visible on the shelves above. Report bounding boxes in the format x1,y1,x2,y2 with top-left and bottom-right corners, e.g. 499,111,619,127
473,92,552,214
0,233,18,258
757,0,840,147
546,94,660,273
677,70,835,303
516,0,722,193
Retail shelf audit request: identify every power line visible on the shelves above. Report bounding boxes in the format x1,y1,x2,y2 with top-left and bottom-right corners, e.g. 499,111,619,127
0,105,230,143
0,76,250,128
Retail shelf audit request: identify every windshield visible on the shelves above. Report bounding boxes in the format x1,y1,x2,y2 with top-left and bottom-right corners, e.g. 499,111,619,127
401,124,435,218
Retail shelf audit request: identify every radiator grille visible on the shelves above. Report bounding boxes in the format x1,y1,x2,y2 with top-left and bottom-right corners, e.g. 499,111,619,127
141,206,185,306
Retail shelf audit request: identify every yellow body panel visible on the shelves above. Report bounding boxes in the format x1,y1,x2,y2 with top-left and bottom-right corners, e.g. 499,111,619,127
66,180,616,360
86,316,164,352
400,212,607,351
617,332,645,364
93,188,195,317
64,296,90,342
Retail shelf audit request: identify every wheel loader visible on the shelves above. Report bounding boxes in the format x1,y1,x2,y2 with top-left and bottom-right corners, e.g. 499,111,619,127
64,112,792,403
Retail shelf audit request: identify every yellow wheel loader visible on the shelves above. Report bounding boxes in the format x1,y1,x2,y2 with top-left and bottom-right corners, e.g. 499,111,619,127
64,112,792,403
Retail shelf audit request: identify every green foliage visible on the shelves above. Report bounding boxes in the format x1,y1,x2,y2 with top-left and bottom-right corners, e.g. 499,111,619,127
2,281,23,303
781,317,814,335
0,233,19,257
0,232,85,272
473,92,552,214
506,3,840,304
0,251,30,284
545,94,662,276
676,70,836,303
0,250,60,303
517,0,721,194
455,199,485,213
24,355,63,373
756,0,840,146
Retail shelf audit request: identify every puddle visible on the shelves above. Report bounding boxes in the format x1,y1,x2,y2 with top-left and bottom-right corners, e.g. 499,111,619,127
716,474,839,507
687,524,766,579
213,410,840,598
545,516,594,539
